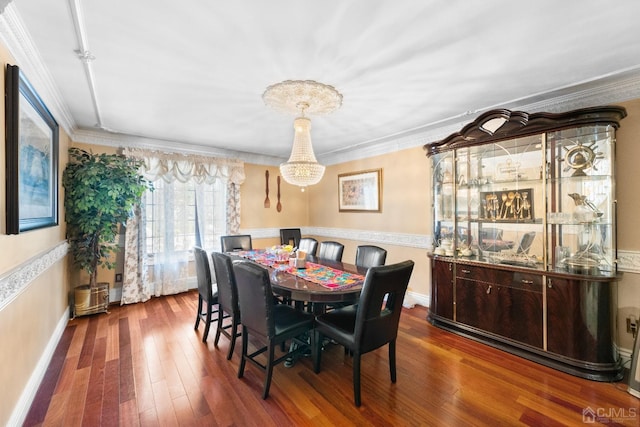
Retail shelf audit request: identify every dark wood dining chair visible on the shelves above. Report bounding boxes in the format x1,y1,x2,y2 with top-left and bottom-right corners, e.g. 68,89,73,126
298,237,318,256
313,260,415,406
193,246,220,343
220,234,252,252
317,241,344,262
234,261,315,399
279,228,301,248
355,245,387,268
211,252,241,360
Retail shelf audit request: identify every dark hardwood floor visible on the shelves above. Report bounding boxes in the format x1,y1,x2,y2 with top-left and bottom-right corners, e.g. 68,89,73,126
24,290,638,426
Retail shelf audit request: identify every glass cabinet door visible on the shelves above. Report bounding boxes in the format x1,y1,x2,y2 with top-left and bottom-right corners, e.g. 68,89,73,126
546,125,617,276
432,151,455,255
454,136,545,267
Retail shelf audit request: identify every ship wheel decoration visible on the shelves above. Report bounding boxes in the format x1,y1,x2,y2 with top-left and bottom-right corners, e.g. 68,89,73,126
561,139,604,177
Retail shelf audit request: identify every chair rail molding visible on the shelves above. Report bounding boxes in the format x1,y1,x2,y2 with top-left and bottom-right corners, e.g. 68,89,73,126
241,227,430,250
618,250,640,274
0,241,69,311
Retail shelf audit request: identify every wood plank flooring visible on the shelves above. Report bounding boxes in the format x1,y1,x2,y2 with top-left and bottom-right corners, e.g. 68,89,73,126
24,290,639,426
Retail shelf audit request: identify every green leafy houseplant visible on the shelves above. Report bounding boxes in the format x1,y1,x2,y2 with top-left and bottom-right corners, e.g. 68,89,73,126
63,147,150,287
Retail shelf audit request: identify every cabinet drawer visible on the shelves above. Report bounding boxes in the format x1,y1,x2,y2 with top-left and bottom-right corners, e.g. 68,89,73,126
495,270,542,293
455,264,494,282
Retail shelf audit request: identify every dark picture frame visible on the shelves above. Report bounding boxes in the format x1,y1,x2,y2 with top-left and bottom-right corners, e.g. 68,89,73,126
338,168,382,212
5,64,59,234
480,188,534,222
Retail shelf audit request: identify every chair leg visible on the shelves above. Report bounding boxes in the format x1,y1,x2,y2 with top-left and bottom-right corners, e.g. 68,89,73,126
353,352,362,407
226,317,238,360
262,342,276,399
389,339,397,383
202,303,212,342
313,330,322,373
238,326,248,378
194,297,203,330
213,308,224,347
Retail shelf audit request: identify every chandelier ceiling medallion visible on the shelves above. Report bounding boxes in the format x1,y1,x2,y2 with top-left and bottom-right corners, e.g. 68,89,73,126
263,80,342,189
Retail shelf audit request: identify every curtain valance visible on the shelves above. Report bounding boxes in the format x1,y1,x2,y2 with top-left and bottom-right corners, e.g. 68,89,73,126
122,148,245,185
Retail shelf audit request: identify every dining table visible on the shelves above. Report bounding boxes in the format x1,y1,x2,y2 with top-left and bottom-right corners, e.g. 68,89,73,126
230,249,366,313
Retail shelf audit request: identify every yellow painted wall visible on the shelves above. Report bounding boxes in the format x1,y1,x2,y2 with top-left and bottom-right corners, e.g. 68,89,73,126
241,162,310,248
0,45,70,425
308,147,431,297
613,98,640,350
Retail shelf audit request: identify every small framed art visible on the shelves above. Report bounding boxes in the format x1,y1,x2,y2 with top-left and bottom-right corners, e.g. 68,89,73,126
338,169,382,212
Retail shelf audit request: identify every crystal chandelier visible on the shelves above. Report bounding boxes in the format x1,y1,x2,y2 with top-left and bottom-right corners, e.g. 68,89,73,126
263,80,342,188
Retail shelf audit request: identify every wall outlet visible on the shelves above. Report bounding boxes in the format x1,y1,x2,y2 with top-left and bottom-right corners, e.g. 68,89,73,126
115,273,123,283
627,315,638,337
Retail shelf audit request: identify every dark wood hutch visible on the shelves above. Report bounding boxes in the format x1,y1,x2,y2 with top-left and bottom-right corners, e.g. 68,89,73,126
424,106,626,381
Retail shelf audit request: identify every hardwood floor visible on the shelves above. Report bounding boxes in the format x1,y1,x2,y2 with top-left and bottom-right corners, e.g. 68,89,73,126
24,290,638,426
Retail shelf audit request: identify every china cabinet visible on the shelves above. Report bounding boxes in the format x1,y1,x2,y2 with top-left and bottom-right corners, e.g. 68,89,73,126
425,106,626,381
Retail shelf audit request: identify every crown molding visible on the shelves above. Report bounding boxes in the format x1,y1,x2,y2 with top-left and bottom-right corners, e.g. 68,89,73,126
72,128,285,165
0,4,76,135
3,2,639,166
319,66,640,165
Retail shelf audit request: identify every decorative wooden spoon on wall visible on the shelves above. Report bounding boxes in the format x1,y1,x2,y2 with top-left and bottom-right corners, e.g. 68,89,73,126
277,176,282,212
264,170,270,208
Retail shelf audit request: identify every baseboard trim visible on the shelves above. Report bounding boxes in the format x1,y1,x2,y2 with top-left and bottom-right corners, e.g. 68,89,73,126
8,306,70,427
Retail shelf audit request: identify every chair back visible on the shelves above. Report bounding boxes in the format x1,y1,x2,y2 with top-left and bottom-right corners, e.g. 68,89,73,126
355,245,387,268
298,237,318,256
280,228,301,248
234,261,274,338
211,252,239,316
221,234,252,252
355,260,414,353
318,241,344,262
193,247,213,301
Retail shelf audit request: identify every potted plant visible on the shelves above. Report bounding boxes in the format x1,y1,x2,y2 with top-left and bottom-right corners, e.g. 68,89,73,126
62,147,150,289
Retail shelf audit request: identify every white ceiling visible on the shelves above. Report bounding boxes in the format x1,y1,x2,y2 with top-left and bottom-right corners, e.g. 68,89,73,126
4,1,640,165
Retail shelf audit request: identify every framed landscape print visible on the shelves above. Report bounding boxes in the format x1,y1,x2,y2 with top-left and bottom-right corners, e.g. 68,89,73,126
338,169,382,212
5,64,59,234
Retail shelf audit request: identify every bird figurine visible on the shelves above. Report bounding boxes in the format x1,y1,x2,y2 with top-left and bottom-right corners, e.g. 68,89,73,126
568,193,603,217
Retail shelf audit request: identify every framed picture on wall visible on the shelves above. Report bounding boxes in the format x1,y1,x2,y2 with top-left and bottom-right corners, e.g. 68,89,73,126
338,169,382,212
5,64,59,234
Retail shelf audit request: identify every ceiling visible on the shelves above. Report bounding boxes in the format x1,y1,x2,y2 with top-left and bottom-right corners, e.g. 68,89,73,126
4,1,640,165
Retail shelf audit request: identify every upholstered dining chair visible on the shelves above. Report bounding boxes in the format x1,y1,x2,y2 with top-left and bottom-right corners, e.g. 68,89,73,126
317,241,344,262
355,245,387,269
279,228,302,248
234,261,315,399
298,237,318,257
313,260,415,406
211,252,241,360
193,246,220,343
220,234,252,252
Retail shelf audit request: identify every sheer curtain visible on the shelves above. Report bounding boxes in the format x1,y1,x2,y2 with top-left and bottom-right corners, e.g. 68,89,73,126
121,148,245,304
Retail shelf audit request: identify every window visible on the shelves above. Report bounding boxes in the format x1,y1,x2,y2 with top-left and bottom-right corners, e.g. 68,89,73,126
144,179,227,257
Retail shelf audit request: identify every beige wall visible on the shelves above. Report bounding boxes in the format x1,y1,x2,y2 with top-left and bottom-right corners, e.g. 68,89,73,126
612,98,640,350
307,148,430,298
0,45,70,425
241,162,310,248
